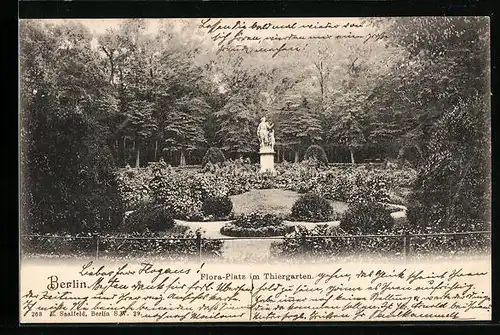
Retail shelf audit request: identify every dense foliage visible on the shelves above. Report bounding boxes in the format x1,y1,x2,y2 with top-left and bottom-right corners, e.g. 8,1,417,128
202,147,226,168
116,162,417,215
20,18,489,258
303,145,328,165
290,193,336,222
201,196,233,218
20,21,125,235
271,224,402,258
121,203,175,233
21,229,224,259
339,202,394,235
149,167,229,220
406,97,490,234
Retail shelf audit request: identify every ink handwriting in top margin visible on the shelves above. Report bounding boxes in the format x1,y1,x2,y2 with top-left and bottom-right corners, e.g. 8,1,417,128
198,18,388,58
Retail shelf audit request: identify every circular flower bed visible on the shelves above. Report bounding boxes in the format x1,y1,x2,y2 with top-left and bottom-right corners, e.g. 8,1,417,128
220,212,293,237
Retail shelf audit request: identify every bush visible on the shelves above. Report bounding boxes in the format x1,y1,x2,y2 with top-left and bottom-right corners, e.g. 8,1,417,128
291,193,335,222
405,98,490,235
122,203,175,233
202,196,233,217
21,105,125,235
313,169,354,202
233,212,284,228
347,172,391,204
303,145,328,165
21,229,225,260
220,224,291,237
220,212,291,237
340,202,394,235
21,233,96,258
116,167,152,211
202,147,226,168
271,225,348,257
271,223,402,258
148,168,228,220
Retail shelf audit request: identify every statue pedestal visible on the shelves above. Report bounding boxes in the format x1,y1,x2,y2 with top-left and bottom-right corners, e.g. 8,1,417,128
259,146,275,174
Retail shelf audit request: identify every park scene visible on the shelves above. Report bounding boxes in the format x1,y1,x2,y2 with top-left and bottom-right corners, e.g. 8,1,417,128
19,17,491,262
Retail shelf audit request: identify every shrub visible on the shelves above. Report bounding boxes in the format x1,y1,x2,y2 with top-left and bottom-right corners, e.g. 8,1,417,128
220,212,291,237
291,193,335,222
271,225,349,257
21,229,225,260
405,98,490,235
340,202,394,235
202,196,233,217
202,147,226,168
21,233,96,258
148,168,228,220
303,145,328,165
233,212,284,228
213,161,256,195
313,169,355,202
122,203,175,233
220,224,291,237
274,161,323,193
98,229,225,259
116,167,153,211
348,173,391,204
271,223,402,258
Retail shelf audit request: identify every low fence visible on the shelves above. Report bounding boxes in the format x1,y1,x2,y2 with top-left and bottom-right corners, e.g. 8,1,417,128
20,230,491,262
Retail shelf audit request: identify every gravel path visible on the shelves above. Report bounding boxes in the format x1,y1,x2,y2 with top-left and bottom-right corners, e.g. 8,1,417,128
175,190,407,261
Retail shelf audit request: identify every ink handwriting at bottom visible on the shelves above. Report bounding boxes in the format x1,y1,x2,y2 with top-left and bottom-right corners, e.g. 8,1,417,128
21,263,490,322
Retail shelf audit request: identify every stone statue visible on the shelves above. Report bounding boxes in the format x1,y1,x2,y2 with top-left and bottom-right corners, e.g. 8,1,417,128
257,117,275,150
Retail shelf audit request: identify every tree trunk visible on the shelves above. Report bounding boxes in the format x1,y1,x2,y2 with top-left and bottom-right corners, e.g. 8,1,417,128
154,140,158,162
135,145,140,168
443,160,473,230
350,149,355,164
294,150,300,163
180,150,186,167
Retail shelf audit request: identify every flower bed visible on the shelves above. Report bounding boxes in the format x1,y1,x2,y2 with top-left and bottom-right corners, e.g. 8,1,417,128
116,161,418,222
220,212,293,237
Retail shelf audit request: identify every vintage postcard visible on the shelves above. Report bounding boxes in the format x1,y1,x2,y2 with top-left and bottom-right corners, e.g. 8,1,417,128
19,17,491,323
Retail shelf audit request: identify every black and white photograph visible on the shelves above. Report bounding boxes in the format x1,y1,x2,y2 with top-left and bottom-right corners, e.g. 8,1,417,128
19,17,492,323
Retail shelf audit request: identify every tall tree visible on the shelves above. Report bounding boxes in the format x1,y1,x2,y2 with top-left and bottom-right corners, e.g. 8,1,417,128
215,96,258,155
20,21,123,234
161,97,209,166
277,97,323,162
328,111,366,164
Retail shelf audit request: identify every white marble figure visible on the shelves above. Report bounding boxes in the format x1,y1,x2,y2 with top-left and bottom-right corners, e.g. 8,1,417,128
257,117,275,150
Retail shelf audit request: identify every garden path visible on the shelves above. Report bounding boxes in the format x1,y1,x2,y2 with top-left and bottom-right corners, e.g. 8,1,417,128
175,219,275,261
176,190,407,261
